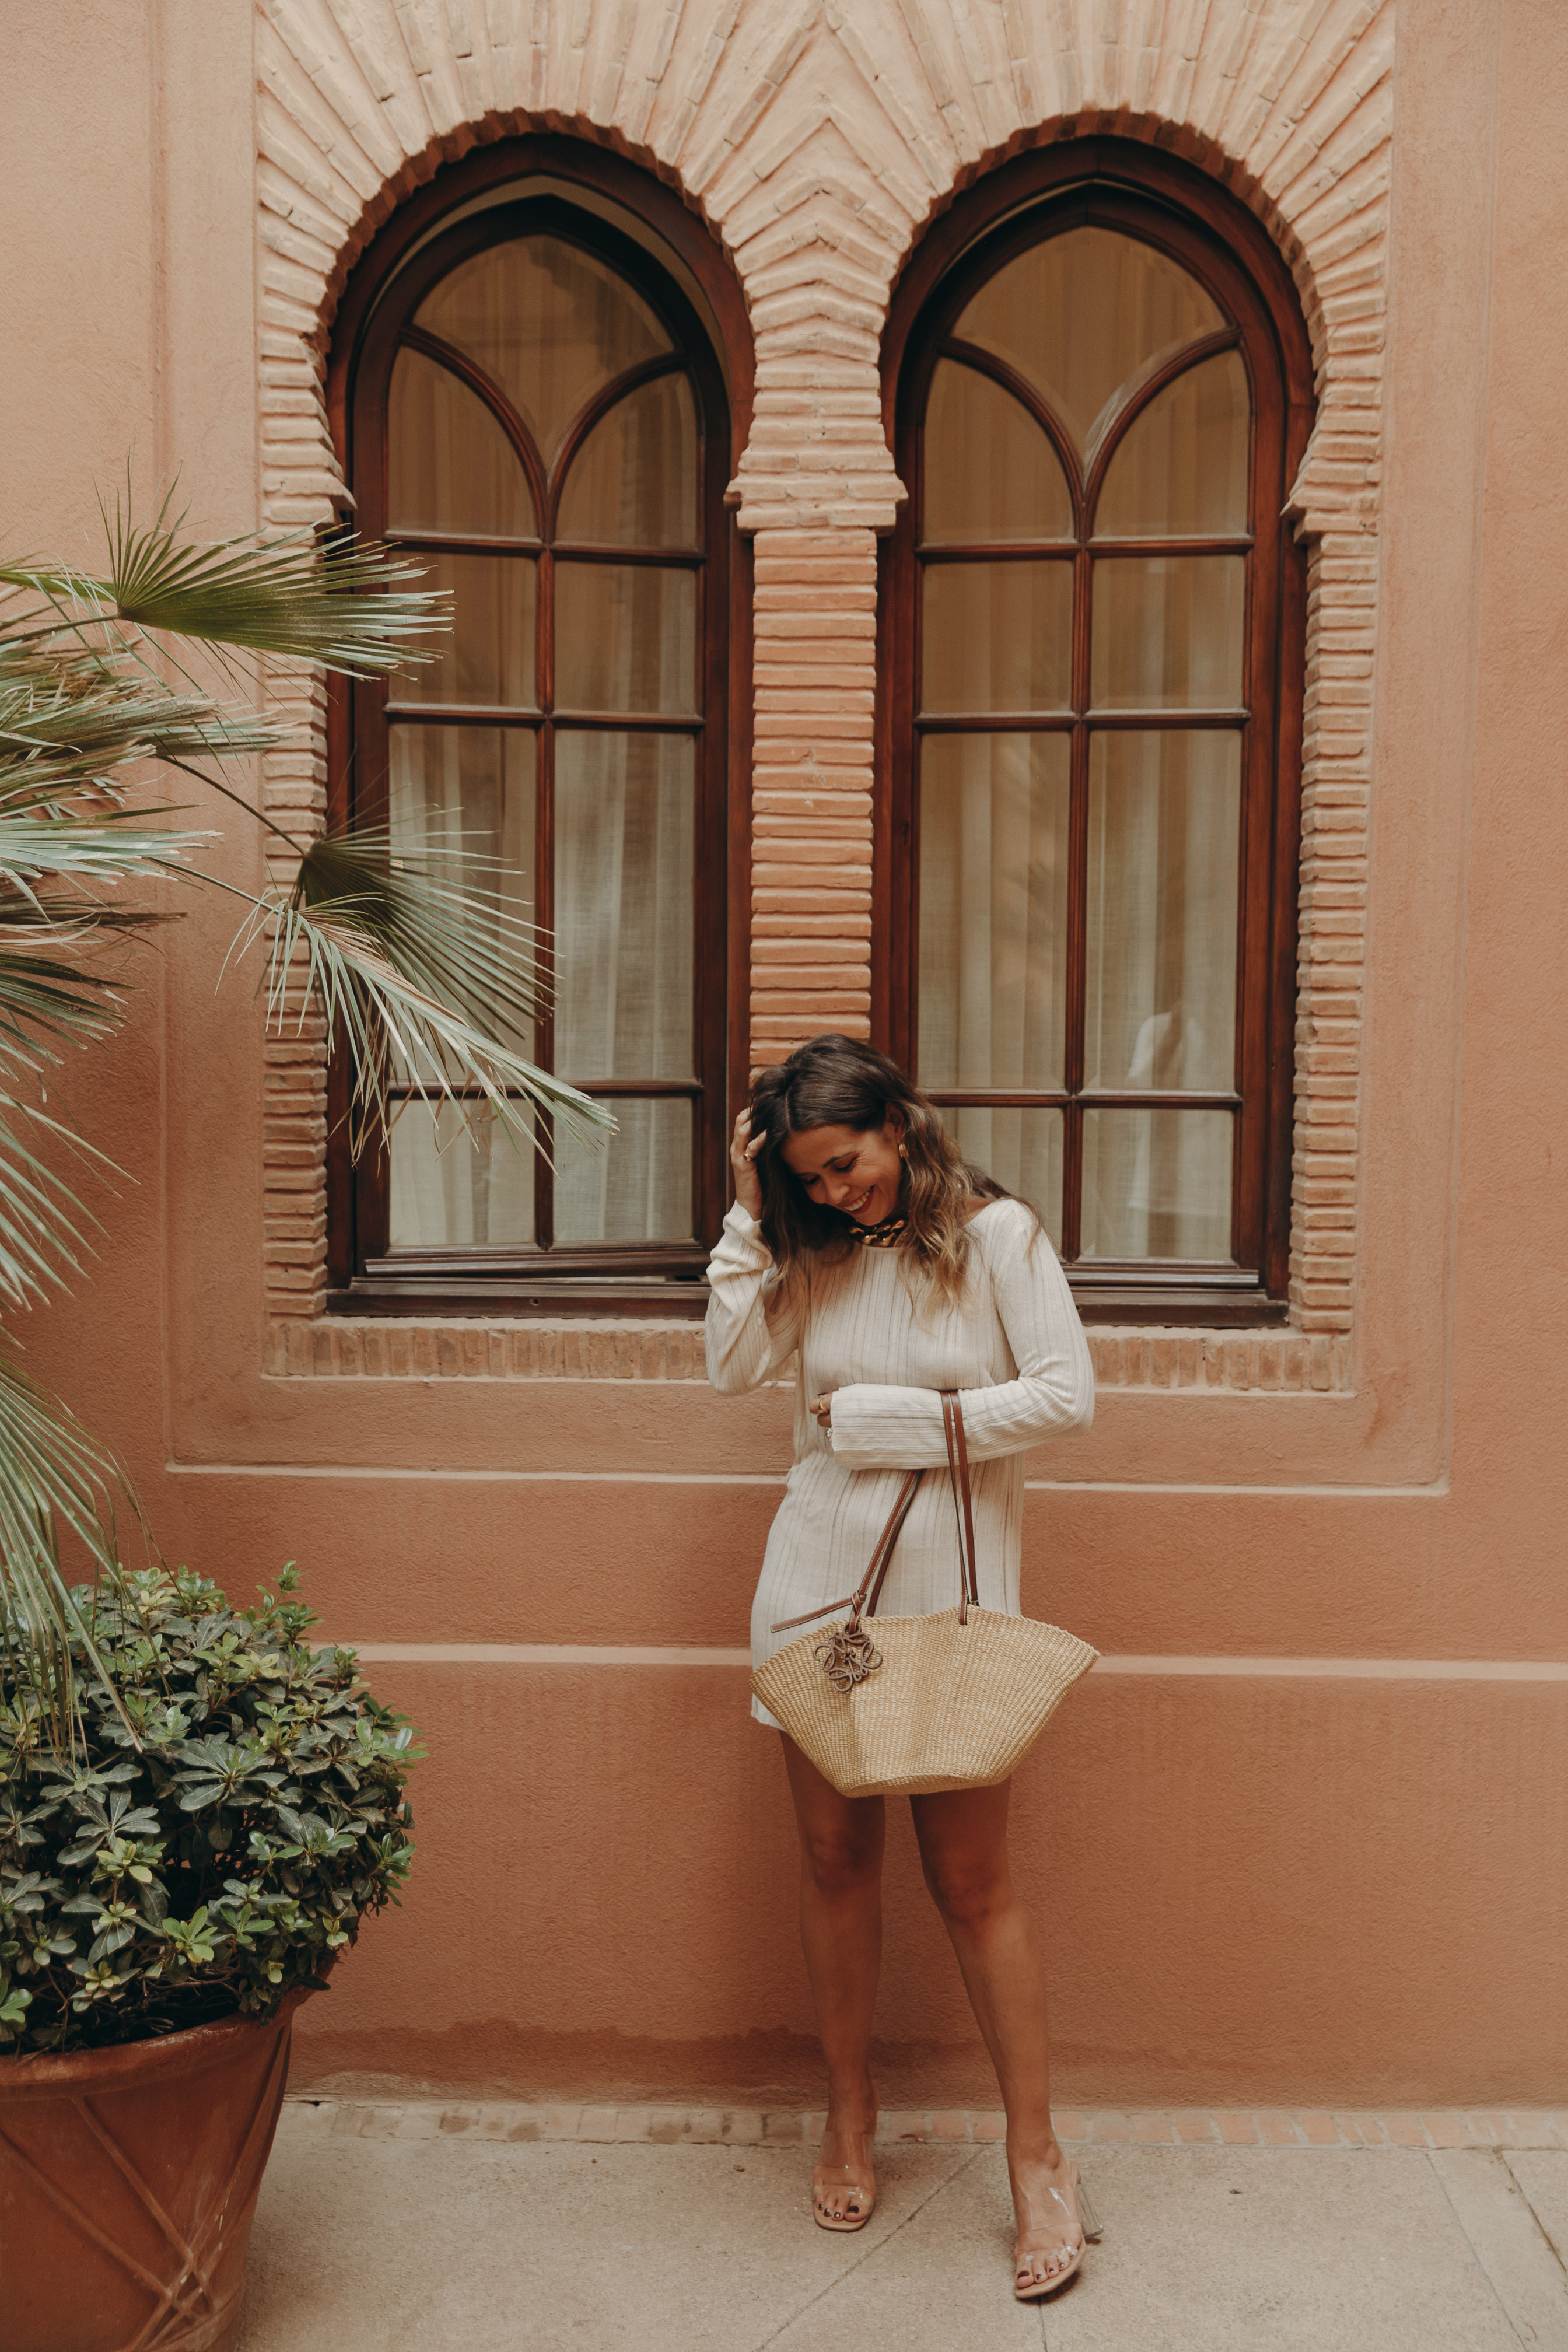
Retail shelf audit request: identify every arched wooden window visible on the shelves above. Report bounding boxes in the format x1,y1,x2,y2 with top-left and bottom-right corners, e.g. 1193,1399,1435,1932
331,174,740,1308
884,155,1312,1320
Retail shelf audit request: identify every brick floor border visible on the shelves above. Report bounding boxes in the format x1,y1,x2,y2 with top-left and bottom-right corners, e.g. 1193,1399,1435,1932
284,2100,1568,2153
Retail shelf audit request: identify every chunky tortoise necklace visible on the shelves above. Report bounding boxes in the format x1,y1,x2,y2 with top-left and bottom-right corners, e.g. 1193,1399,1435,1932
846,1211,907,1249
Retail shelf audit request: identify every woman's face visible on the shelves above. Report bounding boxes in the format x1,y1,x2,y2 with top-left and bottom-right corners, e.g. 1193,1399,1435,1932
779,1112,905,1226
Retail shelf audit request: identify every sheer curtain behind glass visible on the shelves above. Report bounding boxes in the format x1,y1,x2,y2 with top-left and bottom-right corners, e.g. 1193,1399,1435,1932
414,236,668,461
916,226,1251,1264
1080,732,1237,1259
552,351,698,1244
382,229,701,1252
919,736,1069,1240
386,341,538,1251
387,728,537,1249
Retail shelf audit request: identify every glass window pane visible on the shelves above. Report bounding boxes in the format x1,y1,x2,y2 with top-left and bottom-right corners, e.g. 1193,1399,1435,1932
556,563,696,713
923,360,1072,543
1085,733,1239,1093
921,562,1072,712
947,1107,1063,1252
389,722,536,908
388,348,534,538
555,1097,693,1242
1090,555,1244,709
919,734,1069,1090
956,227,1224,455
415,236,669,464
397,554,536,708
388,725,538,1084
1096,351,1250,538
554,733,693,1081
389,1099,535,1248
1080,1108,1233,1261
556,373,698,547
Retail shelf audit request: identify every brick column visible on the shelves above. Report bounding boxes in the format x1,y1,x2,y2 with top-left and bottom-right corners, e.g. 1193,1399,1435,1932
1289,535,1372,1334
261,668,330,1320
748,528,878,1070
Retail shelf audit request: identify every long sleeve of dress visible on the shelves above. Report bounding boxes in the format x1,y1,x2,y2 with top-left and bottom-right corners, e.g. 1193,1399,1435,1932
828,1202,1093,1468
704,1202,804,1394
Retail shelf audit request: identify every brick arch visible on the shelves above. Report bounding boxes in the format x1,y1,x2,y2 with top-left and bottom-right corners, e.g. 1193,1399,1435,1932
257,0,1386,1342
887,104,1374,550
258,0,1388,536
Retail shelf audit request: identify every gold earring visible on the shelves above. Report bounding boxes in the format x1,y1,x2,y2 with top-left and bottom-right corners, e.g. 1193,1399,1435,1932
898,1143,908,1160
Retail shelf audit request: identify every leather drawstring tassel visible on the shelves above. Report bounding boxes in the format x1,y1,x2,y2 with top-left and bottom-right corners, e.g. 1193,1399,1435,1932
814,1616,883,1692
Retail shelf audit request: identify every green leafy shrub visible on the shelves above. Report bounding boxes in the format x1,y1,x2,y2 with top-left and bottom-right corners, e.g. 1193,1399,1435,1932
0,1563,420,2055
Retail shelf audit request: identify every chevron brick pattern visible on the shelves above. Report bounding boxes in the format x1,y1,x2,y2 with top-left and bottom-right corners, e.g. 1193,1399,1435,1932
253,0,1392,1341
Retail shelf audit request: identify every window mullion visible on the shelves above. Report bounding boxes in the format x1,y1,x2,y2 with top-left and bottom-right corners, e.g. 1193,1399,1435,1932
1062,543,1093,1262
536,544,556,1253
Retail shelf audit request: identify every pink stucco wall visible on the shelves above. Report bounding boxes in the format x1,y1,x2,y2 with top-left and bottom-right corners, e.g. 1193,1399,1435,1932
3,0,1565,2108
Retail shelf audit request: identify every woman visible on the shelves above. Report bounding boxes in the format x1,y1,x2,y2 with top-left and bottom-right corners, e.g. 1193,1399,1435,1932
704,1034,1097,2302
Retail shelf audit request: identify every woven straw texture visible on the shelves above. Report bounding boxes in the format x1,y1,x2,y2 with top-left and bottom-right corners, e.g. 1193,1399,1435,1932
752,1608,1098,1797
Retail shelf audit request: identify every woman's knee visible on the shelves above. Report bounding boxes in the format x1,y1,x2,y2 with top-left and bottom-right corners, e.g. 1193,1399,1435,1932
800,1825,881,1899
921,1850,1009,1931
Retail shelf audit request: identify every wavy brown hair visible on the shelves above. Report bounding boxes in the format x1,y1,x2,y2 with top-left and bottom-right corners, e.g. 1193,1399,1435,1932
749,1035,1024,1307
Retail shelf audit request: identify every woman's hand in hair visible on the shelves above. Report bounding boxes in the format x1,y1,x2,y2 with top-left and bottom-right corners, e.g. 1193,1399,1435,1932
731,1110,765,1219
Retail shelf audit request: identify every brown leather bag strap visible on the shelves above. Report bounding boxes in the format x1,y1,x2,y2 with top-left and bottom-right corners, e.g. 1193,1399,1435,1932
769,1391,981,1637
940,1390,981,1624
769,1468,924,1633
860,1468,924,1620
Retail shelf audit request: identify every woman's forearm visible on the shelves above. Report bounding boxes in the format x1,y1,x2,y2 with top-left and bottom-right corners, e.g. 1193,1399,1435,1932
828,1357,1093,1468
704,1202,797,1394
829,1212,1093,1464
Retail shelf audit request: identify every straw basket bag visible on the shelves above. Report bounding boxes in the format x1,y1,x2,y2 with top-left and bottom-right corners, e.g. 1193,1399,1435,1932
751,1391,1097,1798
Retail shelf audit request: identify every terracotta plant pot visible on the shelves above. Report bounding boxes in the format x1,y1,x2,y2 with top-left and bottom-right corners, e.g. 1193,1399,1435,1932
0,1992,306,2352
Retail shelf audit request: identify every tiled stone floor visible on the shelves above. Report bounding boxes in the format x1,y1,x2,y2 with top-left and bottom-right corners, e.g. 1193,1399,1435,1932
237,2101,1568,2351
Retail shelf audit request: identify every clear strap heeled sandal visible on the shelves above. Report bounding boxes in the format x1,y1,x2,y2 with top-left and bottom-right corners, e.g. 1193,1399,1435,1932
1013,2162,1102,2301
811,2127,877,2232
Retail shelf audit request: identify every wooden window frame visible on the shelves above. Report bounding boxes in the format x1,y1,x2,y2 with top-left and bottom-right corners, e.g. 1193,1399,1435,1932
323,140,753,1318
878,142,1315,1326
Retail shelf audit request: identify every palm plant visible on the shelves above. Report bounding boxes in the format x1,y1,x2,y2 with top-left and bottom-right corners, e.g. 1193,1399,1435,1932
0,491,609,1717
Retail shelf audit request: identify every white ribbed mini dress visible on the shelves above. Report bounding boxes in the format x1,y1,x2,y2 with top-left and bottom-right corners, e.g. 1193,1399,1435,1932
704,1198,1096,1728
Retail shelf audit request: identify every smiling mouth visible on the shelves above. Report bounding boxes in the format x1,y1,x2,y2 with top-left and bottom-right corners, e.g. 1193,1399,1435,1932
844,1189,874,1217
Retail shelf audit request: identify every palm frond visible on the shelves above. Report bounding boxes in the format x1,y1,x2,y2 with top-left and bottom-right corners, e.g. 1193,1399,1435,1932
0,816,203,890
223,826,614,1160
0,1099,107,1308
110,528,444,676
0,1351,136,1748
293,828,551,1040
0,813,201,1063
0,646,284,819
0,485,446,681
0,939,130,1034
0,953,130,1301
0,487,523,1736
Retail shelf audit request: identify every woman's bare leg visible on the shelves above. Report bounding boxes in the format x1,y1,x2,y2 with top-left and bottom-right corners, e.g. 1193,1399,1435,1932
781,1735,885,2223
911,1780,1081,2291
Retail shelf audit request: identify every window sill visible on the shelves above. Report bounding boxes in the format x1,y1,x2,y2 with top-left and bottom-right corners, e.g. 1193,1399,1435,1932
1072,1287,1289,1328
327,1276,710,1321
329,1270,1292,1332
